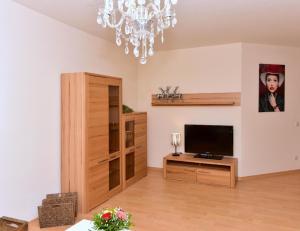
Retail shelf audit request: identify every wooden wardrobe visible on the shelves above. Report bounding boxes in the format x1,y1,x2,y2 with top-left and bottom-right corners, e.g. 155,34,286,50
61,72,123,214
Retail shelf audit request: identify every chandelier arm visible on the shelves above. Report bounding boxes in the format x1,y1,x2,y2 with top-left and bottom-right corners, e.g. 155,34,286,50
146,2,174,20
116,4,130,18
153,29,164,39
105,14,125,28
146,3,161,21
159,0,171,14
146,2,159,13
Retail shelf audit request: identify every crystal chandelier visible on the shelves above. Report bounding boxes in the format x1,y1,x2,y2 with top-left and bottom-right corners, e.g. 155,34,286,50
97,0,178,64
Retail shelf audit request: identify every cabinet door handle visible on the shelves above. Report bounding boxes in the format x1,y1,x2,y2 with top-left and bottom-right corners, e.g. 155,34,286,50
110,154,119,159
128,147,135,152
98,159,108,164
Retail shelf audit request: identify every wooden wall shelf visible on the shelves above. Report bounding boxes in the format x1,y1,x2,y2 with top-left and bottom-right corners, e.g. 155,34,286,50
151,92,241,106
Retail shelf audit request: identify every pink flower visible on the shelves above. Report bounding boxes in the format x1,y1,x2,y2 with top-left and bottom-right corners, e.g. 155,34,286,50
116,210,127,220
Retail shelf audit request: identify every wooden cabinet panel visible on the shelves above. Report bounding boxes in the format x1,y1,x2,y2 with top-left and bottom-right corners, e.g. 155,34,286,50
87,161,109,210
135,143,147,176
135,123,147,135
88,126,108,137
135,143,147,152
87,78,109,163
87,136,109,163
134,115,147,125
135,119,147,137
88,112,108,125
135,120,147,147
135,154,147,177
135,136,147,146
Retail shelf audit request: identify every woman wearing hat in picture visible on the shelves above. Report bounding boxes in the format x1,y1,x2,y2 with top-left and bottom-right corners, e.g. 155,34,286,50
259,72,284,112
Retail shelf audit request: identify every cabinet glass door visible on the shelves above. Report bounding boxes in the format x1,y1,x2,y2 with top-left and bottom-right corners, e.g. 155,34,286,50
109,86,120,154
109,158,121,190
126,152,135,180
125,121,135,148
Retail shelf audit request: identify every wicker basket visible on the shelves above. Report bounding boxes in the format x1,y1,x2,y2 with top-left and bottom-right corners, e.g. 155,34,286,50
0,217,28,231
44,192,78,216
38,203,75,228
38,192,77,228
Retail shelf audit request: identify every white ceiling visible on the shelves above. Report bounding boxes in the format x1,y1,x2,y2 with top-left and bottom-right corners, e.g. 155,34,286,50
13,0,300,50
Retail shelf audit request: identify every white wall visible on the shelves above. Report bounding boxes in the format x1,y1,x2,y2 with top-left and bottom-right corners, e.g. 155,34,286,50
0,0,137,220
137,44,242,169
137,42,300,177
241,43,300,176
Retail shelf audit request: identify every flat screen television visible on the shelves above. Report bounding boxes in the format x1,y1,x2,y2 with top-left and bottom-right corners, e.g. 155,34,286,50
184,124,233,156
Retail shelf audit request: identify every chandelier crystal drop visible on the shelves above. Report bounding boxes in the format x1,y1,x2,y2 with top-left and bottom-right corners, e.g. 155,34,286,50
97,0,178,64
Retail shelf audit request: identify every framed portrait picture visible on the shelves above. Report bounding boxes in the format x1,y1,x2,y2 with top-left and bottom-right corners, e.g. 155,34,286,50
259,64,285,112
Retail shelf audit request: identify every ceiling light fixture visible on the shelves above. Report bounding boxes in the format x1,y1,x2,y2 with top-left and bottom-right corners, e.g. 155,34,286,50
97,0,178,64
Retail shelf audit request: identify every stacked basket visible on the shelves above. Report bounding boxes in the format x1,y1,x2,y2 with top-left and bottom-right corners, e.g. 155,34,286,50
0,217,28,231
38,192,77,228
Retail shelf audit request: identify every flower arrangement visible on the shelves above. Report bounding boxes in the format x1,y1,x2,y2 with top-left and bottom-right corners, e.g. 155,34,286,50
92,208,132,231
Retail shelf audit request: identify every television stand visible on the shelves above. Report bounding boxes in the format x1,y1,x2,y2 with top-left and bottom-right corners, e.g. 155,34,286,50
163,153,237,188
194,153,223,160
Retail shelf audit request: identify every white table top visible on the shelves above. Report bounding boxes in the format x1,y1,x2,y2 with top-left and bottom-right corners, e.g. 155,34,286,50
66,219,94,231
66,219,131,231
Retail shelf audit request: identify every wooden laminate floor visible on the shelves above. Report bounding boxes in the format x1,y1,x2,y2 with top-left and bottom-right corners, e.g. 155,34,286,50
30,169,300,231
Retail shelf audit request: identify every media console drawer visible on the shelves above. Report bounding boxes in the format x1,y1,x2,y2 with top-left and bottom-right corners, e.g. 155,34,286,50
166,165,196,183
196,168,230,186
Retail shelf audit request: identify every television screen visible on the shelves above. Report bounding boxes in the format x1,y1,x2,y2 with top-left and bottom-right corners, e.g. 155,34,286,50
184,124,233,156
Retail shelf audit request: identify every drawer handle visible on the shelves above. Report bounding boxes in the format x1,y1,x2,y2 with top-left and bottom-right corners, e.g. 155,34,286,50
197,171,209,174
167,169,194,173
184,169,194,172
